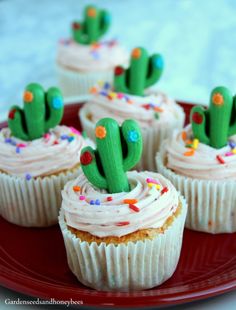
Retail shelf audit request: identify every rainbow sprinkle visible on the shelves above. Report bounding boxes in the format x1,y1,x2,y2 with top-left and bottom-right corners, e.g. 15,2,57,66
216,155,225,164
90,199,100,205
116,221,130,226
25,173,32,181
129,204,140,212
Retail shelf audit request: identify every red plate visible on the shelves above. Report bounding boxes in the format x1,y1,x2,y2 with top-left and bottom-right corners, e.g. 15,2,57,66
0,102,236,308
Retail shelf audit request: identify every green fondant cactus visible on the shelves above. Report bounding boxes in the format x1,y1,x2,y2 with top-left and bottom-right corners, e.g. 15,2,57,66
190,86,236,149
114,47,164,96
8,83,64,141
72,5,111,44
80,118,142,193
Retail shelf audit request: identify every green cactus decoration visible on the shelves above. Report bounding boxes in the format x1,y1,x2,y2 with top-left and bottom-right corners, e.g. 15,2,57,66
72,5,111,44
80,118,142,193
8,83,64,141
114,47,164,96
190,86,236,149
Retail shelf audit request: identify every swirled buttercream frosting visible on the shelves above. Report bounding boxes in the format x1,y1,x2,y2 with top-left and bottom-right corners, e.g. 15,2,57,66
82,83,184,128
62,171,179,237
165,125,236,180
57,39,128,72
0,125,91,178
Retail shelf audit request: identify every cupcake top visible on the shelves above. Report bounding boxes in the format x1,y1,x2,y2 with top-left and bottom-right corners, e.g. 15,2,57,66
166,125,236,180
83,82,184,128
82,47,184,127
57,5,128,72
165,86,236,180
57,40,128,72
0,125,90,178
2,83,91,178
62,117,179,238
62,171,178,237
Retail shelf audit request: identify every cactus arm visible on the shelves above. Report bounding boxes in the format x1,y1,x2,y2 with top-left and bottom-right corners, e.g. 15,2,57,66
99,10,111,37
128,47,148,96
228,95,236,137
22,83,45,140
72,21,90,45
209,86,233,148
114,66,130,94
80,146,108,190
191,106,210,145
145,54,164,88
95,118,130,193
121,120,143,171
45,87,64,132
8,106,29,141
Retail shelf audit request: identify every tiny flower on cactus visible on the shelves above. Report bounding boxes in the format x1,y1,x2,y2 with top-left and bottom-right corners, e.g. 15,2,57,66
212,93,224,106
192,112,203,124
128,130,139,142
24,91,33,103
52,97,63,109
115,66,124,76
132,48,141,59
87,7,97,17
80,151,93,165
72,22,81,30
8,109,16,120
95,125,106,139
153,57,164,69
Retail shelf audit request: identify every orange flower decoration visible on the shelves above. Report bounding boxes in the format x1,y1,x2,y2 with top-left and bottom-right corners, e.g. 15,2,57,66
87,8,96,17
212,92,224,106
95,126,106,139
132,48,141,59
23,91,33,103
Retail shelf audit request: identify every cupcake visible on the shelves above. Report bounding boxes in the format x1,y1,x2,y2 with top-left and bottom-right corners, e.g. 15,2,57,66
59,117,187,291
0,83,92,227
156,86,236,233
56,4,128,98
80,47,185,171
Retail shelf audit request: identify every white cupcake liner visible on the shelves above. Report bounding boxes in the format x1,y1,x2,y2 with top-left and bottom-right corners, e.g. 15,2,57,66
79,106,184,171
56,65,114,98
58,196,187,291
156,146,236,233
0,168,80,227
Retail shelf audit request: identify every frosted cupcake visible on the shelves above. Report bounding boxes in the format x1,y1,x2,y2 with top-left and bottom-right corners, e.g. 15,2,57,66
59,117,187,291
56,4,128,98
80,47,185,171
156,86,236,233
0,83,92,227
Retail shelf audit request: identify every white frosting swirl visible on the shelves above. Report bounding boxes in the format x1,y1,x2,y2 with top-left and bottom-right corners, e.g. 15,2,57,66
0,126,92,178
82,84,184,128
57,40,128,72
62,171,179,237
166,125,236,180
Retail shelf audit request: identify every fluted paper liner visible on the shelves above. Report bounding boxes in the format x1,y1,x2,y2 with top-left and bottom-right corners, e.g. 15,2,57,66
156,145,236,233
0,168,80,227
79,106,184,171
58,196,187,291
57,65,114,98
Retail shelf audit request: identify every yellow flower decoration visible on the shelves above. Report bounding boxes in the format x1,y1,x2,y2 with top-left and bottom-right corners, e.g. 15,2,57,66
212,92,224,106
95,126,106,139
